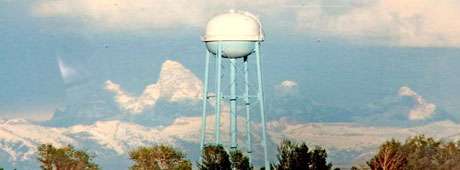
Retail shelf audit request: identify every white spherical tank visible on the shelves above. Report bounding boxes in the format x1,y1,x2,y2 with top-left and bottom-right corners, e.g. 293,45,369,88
203,11,263,58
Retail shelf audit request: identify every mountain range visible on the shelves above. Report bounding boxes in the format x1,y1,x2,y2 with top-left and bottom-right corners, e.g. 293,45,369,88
1,60,459,169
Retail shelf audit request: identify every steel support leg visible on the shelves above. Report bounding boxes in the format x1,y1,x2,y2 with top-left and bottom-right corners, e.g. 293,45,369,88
200,50,210,150
243,57,252,162
215,42,223,145
255,42,270,169
230,58,238,150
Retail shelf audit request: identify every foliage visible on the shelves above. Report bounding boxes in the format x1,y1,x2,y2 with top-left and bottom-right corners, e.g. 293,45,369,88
198,144,231,170
367,139,406,170
129,144,192,170
367,135,460,170
37,144,99,170
230,149,252,170
273,139,334,170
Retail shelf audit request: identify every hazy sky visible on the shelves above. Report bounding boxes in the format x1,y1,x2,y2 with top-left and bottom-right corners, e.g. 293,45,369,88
1,0,460,121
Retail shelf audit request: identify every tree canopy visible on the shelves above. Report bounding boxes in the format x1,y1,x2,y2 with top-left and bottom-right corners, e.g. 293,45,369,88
273,139,334,170
129,144,192,170
37,144,99,170
198,144,231,170
368,135,460,170
230,149,252,170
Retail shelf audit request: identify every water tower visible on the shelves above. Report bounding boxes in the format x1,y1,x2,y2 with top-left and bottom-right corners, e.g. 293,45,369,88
199,10,269,168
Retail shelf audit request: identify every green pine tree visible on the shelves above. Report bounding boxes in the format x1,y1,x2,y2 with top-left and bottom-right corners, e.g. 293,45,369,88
273,139,334,170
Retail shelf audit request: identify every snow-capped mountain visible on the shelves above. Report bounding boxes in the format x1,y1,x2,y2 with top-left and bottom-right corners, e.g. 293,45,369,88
269,81,456,126
0,119,75,162
0,119,179,169
0,111,271,169
3,116,460,169
49,60,456,127
48,60,203,127
104,60,202,114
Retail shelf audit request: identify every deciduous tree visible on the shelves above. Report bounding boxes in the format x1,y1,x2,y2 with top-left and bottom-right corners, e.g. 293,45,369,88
129,144,192,170
366,135,460,170
37,144,99,170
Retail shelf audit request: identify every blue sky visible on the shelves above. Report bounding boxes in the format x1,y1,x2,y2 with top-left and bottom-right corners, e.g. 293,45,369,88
1,0,460,121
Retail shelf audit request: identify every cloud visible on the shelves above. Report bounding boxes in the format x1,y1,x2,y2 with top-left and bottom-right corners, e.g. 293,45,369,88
275,80,298,96
32,0,289,32
105,60,202,114
33,0,460,47
398,86,436,120
280,80,298,89
33,0,209,31
296,0,460,47
57,56,77,83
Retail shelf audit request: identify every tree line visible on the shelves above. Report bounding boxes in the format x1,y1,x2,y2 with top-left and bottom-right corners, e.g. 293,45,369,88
32,139,336,170
354,135,460,170
8,135,459,170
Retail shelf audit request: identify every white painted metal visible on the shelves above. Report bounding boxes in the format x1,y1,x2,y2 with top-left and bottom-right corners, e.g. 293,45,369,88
203,10,264,42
